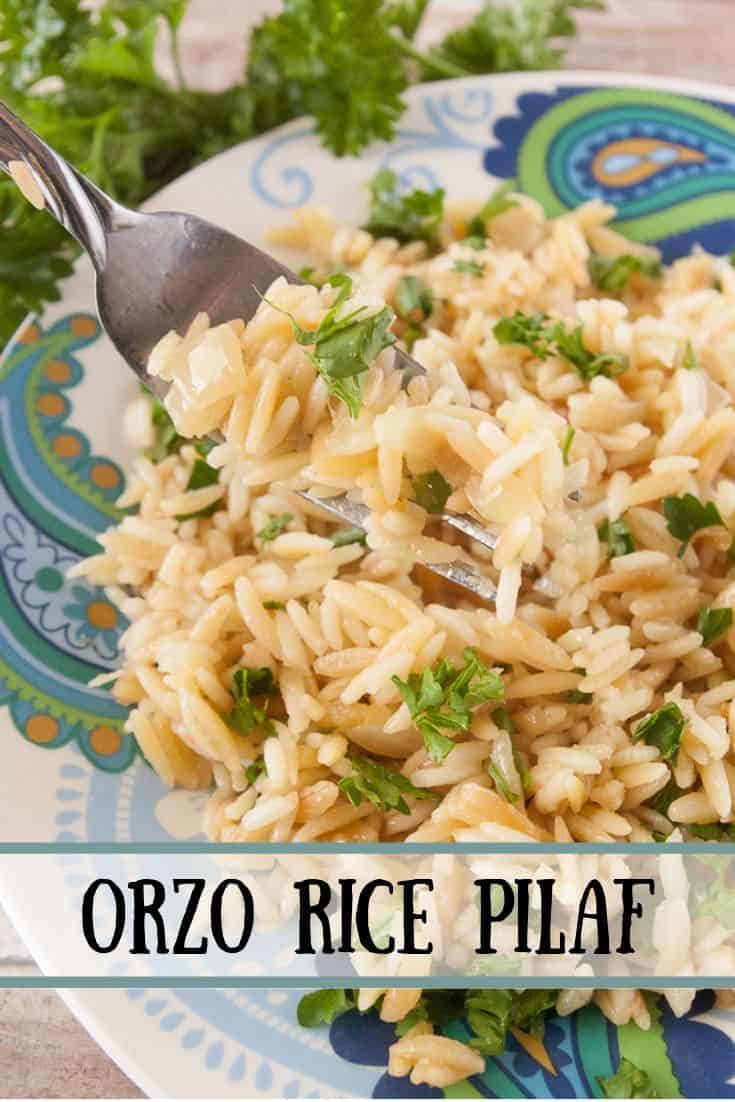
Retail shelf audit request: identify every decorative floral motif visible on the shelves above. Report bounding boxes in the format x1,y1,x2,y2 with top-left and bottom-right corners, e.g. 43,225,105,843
0,315,133,771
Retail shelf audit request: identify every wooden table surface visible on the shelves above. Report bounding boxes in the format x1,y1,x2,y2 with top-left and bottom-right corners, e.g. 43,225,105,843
2,0,734,1096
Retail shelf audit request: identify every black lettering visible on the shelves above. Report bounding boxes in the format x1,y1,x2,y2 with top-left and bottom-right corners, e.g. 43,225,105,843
615,878,655,954
210,879,254,953
356,880,394,954
82,879,125,954
475,879,514,954
537,879,566,954
570,879,609,954
294,879,333,954
172,878,207,954
398,879,433,954
129,878,168,955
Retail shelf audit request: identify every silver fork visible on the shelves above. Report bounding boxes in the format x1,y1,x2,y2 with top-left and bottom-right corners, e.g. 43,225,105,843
0,101,499,603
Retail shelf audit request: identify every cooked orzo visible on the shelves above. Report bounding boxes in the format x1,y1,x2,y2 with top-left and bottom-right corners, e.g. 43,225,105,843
71,174,735,1084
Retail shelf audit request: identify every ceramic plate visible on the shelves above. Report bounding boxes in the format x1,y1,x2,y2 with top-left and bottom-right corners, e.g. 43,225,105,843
4,72,735,1098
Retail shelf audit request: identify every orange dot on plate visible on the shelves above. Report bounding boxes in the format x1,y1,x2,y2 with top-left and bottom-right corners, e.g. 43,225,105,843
53,433,81,459
70,315,97,337
26,714,59,744
87,601,117,629
91,463,120,490
44,360,72,384
89,725,121,756
19,323,40,344
35,393,64,417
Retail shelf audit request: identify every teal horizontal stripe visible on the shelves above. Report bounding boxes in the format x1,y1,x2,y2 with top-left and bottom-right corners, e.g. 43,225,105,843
0,976,733,989
1,842,735,855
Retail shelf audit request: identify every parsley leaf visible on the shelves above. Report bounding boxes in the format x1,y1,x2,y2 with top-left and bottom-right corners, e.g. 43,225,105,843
689,822,735,841
588,253,661,293
598,1057,659,1098
683,340,697,370
662,494,724,556
339,754,436,814
257,513,293,541
412,469,452,514
145,394,185,463
696,606,733,646
567,689,593,704
175,457,220,520
561,427,575,465
394,274,434,348
466,180,517,236
225,667,277,738
466,989,558,1056
267,273,395,417
453,257,484,276
393,648,504,763
262,600,286,610
297,988,355,1028
363,169,444,248
491,706,531,795
633,702,685,765
493,312,626,380
649,777,685,817
331,525,367,547
245,757,267,785
422,0,602,77
598,518,635,558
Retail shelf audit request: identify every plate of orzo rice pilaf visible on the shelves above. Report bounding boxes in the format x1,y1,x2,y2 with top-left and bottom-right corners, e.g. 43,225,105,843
9,69,735,1097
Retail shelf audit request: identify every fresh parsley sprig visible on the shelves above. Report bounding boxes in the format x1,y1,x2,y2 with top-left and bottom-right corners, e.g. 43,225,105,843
662,494,725,557
588,253,661,293
392,648,504,763
363,169,444,248
493,311,627,380
224,666,278,738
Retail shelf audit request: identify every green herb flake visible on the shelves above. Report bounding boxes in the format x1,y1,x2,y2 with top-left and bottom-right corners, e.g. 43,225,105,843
331,525,367,548
466,181,517,237
224,666,277,738
393,648,503,764
598,1057,659,1098
395,274,434,320
146,396,184,463
466,989,558,1056
567,689,593,704
175,457,220,520
488,762,518,803
262,600,286,611
493,312,627,380
339,754,437,815
662,493,724,556
561,427,575,465
633,702,686,764
297,989,355,1028
412,469,452,514
696,605,733,646
257,513,294,542
649,777,685,817
588,253,661,293
363,169,444,249
464,235,487,250
265,273,395,417
245,757,267,785
683,340,697,370
598,517,635,558
453,257,484,276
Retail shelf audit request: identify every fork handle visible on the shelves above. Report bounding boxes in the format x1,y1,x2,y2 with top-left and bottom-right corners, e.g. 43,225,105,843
0,100,131,270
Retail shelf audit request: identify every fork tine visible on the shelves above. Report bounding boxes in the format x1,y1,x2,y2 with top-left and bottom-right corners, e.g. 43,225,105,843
295,489,497,604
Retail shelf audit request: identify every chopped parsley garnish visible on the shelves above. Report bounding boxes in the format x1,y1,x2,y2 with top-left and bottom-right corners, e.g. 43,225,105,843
412,469,452,514
257,513,293,541
297,989,355,1028
464,235,487,250
689,822,735,841
493,311,627,380
266,273,395,417
696,605,733,646
145,394,184,464
394,274,434,347
683,340,697,370
633,702,685,765
662,494,724,557
175,457,220,520
588,253,661,293
331,525,367,547
466,989,559,1056
649,777,685,817
363,169,444,249
561,427,575,465
567,689,593,704
262,600,286,610
466,180,517,237
598,517,635,558
491,706,531,795
453,257,484,276
339,755,437,815
224,667,278,738
598,1057,659,1098
393,648,504,763
245,757,267,785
